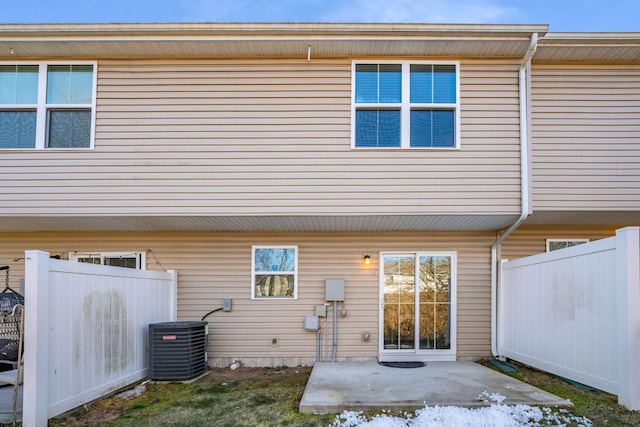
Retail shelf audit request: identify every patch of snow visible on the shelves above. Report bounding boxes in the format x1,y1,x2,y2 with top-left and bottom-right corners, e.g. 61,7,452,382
477,390,506,404
115,383,147,400
331,404,592,427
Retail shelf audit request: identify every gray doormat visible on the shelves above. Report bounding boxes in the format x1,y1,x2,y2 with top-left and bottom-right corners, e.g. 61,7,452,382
378,361,426,368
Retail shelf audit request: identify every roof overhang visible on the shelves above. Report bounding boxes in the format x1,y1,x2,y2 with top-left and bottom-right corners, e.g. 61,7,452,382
4,211,636,232
0,22,548,59
524,211,640,226
1,23,638,62
0,214,519,233
534,32,640,62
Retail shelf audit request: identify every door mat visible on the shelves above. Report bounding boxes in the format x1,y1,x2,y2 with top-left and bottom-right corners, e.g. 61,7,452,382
379,361,426,368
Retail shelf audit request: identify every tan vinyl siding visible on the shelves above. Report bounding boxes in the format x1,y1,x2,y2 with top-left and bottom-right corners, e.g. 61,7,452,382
0,59,521,217
531,64,640,211
501,225,619,260
0,231,494,365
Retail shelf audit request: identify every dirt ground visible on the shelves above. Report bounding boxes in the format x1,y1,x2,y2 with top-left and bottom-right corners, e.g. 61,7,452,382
207,365,312,383
52,366,312,426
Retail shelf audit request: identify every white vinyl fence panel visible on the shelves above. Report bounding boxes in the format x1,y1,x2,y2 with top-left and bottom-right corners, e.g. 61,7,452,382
499,227,640,410
23,250,177,427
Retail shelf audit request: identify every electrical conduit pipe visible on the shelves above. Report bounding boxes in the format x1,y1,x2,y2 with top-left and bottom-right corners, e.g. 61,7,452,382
331,300,337,362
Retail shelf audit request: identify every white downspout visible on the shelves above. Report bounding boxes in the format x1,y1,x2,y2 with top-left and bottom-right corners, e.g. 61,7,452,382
490,33,538,357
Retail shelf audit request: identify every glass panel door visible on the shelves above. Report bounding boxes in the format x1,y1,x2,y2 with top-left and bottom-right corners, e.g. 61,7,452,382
383,255,415,350
381,253,454,358
418,256,451,350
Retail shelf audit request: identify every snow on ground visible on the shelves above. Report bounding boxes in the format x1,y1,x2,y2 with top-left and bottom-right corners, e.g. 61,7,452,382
331,406,591,427
330,391,592,427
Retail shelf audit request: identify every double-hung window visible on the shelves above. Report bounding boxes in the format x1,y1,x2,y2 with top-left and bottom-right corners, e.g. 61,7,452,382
251,246,298,299
352,61,459,149
0,63,96,149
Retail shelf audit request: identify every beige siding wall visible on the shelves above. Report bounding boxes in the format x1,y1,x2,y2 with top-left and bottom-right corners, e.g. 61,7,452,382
501,225,619,260
0,58,521,217
531,64,640,211
0,231,494,365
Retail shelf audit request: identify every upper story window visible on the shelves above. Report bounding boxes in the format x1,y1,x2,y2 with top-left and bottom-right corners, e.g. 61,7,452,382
251,246,298,299
0,63,96,150
351,61,459,149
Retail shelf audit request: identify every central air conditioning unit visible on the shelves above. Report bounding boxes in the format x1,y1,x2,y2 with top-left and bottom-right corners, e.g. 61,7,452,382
148,321,208,380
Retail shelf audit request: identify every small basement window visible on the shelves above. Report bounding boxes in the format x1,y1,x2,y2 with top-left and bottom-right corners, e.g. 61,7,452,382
546,239,589,252
251,246,298,299
70,251,146,269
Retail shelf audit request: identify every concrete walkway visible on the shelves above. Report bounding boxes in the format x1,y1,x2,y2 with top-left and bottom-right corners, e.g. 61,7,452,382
0,384,22,424
299,361,571,414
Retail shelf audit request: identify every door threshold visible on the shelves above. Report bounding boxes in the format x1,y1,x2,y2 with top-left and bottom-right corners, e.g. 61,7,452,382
379,354,456,363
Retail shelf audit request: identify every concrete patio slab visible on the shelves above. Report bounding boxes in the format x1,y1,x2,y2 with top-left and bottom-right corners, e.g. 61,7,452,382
299,361,571,414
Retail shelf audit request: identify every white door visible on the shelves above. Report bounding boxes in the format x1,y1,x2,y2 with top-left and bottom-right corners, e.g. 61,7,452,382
379,253,456,362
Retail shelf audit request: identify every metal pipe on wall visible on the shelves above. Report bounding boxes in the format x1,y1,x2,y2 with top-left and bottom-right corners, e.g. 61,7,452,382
331,300,338,362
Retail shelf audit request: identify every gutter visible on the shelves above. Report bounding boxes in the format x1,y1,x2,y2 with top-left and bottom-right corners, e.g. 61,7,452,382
0,22,550,37
490,32,538,358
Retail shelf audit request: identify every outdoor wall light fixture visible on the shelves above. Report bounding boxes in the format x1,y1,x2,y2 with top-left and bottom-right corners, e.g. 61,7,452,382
363,255,371,265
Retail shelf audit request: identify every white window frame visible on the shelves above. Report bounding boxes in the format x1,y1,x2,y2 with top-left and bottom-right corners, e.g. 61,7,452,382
0,61,98,150
351,60,460,150
378,251,457,362
70,251,146,269
251,245,298,300
545,239,590,252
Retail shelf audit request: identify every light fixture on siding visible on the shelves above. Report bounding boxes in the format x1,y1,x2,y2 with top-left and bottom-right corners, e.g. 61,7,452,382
363,255,371,265
9,48,15,55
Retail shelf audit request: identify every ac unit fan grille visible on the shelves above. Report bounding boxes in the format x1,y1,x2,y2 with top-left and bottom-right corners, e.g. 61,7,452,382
149,321,207,380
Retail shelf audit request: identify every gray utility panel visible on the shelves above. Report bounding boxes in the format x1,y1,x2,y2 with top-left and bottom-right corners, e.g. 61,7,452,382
325,278,345,301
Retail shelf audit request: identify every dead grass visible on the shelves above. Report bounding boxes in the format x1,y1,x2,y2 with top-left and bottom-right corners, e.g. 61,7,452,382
49,366,335,427
479,359,640,427
49,361,640,427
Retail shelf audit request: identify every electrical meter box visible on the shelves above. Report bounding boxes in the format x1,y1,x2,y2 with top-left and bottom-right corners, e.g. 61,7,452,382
325,278,345,301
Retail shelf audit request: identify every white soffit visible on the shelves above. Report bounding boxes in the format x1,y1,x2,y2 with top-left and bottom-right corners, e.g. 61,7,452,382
0,22,548,59
534,33,640,62
0,215,519,233
524,211,640,226
2,23,637,62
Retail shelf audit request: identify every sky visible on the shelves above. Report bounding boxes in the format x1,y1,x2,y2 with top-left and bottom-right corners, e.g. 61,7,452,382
0,0,638,32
